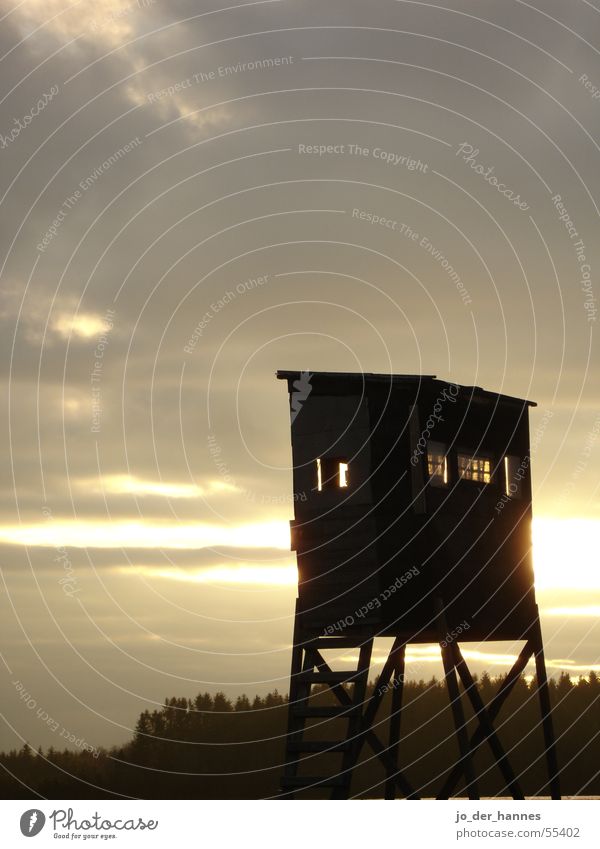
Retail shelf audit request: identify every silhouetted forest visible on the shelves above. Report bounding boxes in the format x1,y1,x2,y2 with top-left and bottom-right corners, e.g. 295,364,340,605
2,672,599,798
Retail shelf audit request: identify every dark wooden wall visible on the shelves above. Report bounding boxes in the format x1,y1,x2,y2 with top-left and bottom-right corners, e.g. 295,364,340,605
280,373,538,641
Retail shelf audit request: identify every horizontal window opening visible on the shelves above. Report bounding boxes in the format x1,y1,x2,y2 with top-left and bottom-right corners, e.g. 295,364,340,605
458,453,492,484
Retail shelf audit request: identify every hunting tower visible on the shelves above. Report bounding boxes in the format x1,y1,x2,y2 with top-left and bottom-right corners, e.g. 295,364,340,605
277,370,559,799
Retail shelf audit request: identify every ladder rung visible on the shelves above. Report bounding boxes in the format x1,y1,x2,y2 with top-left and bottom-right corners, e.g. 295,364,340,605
288,739,350,753
281,775,348,788
297,670,361,684
292,705,361,718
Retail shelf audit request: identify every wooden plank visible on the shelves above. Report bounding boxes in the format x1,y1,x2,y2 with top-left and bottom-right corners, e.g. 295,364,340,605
287,740,350,753
305,637,376,649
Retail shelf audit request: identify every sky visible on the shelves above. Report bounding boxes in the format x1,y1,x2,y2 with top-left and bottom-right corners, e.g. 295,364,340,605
0,0,599,753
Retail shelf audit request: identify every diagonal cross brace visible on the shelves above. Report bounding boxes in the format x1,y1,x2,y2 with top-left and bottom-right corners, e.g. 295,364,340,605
452,642,525,799
439,639,534,798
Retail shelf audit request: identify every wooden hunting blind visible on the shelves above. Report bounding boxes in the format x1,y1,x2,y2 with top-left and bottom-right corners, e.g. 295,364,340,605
277,370,560,800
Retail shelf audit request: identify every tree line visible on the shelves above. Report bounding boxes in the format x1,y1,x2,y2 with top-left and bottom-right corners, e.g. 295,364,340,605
1,672,598,798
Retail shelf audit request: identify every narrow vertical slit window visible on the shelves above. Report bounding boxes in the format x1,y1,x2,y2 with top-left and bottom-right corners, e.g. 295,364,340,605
316,457,322,492
339,462,349,487
427,441,448,486
504,455,523,497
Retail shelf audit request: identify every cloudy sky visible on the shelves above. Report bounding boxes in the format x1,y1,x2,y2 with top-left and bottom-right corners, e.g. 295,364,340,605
1,0,599,754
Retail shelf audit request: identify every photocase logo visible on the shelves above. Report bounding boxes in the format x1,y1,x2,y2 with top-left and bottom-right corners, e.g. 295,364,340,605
20,810,46,837
290,371,312,423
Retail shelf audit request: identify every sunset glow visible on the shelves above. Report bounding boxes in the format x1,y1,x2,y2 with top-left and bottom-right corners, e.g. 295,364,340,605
1,516,598,591
532,518,600,589
121,563,298,586
88,474,240,499
0,519,291,550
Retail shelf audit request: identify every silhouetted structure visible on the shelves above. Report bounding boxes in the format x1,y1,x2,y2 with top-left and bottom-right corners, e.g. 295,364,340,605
277,370,560,799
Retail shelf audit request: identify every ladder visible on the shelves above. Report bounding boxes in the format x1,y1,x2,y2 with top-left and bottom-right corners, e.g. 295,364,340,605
280,626,374,799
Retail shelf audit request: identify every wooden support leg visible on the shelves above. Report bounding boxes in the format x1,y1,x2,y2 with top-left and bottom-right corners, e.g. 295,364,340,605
361,636,404,730
280,613,317,796
532,622,561,800
435,599,479,799
385,644,406,800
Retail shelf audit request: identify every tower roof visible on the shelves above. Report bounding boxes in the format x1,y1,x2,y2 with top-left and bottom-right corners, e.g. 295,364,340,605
276,370,536,407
